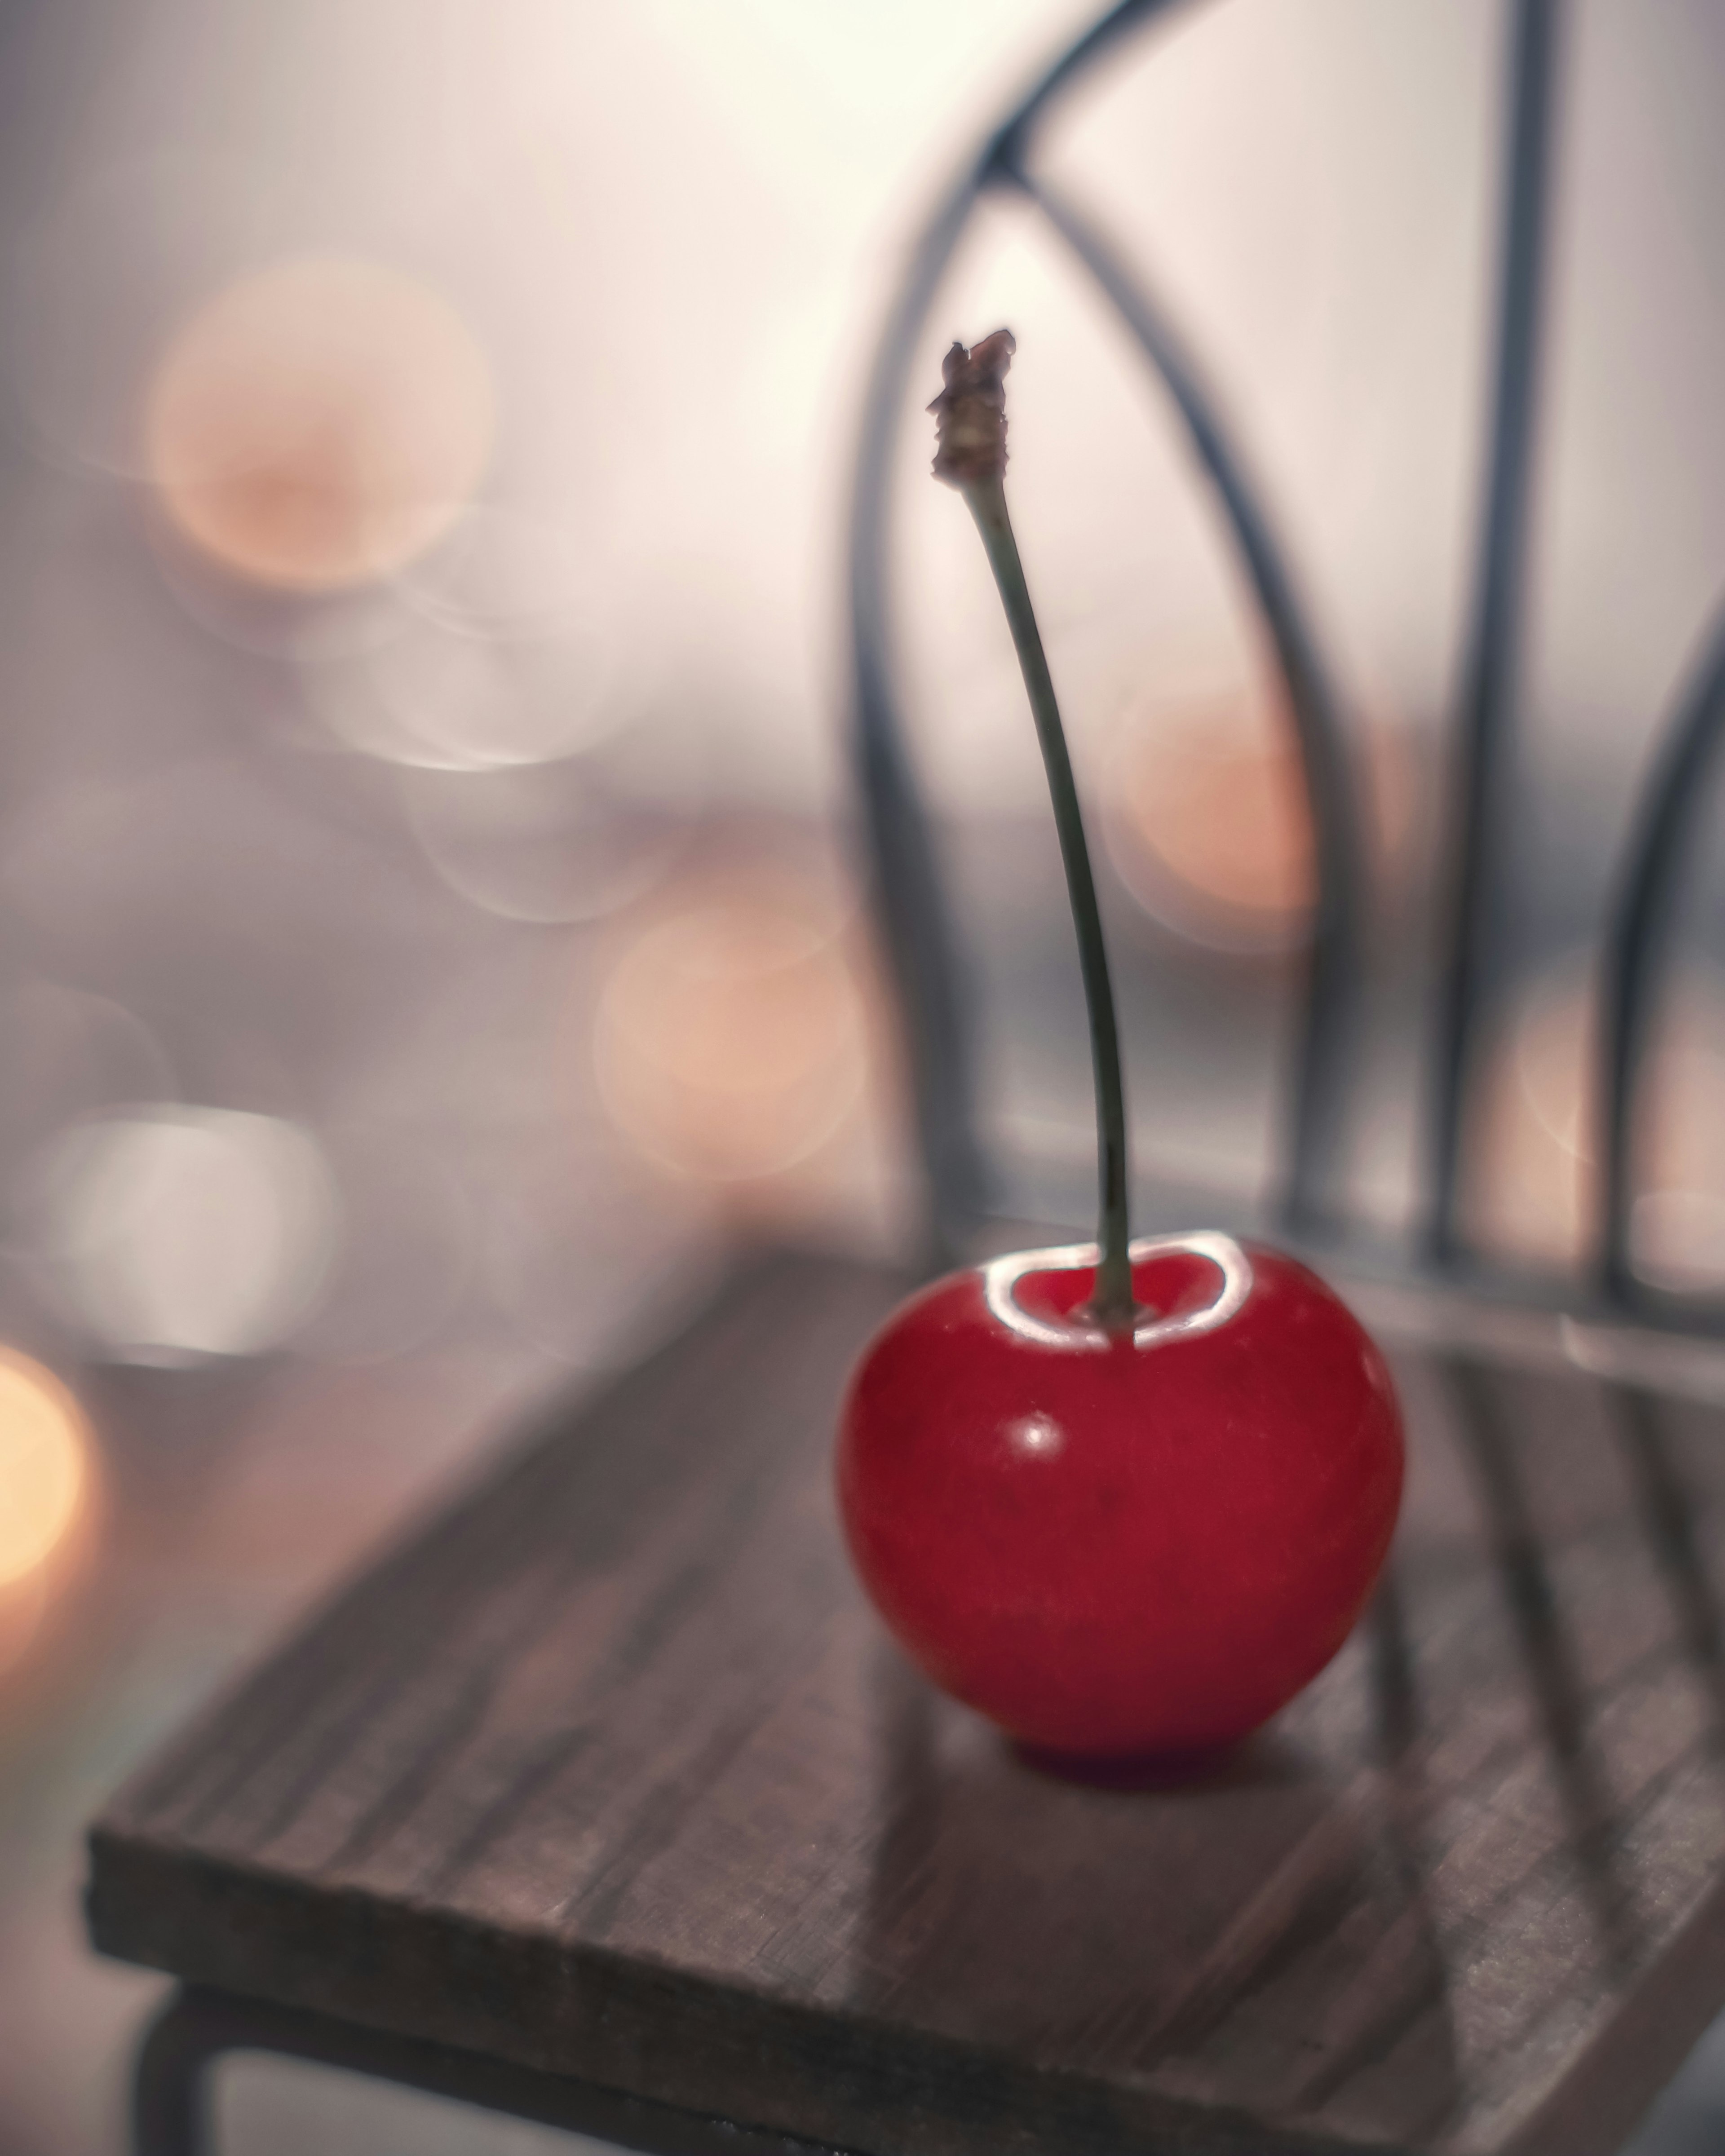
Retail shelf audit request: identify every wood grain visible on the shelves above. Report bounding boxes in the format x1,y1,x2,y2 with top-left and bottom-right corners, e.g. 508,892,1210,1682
86,1250,1725,2156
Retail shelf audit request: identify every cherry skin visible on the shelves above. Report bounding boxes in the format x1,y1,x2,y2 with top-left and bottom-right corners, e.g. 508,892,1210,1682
836,1233,1403,1759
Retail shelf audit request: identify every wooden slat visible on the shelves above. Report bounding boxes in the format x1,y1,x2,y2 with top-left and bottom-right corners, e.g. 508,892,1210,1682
86,1250,1725,2155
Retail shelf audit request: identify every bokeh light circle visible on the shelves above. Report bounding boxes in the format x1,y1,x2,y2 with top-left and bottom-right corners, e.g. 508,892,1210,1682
1102,686,1415,954
1104,691,1314,952
145,255,494,591
29,1107,341,1360
304,614,623,773
0,1351,92,1589
1469,961,1725,1282
595,894,867,1183
402,723,700,926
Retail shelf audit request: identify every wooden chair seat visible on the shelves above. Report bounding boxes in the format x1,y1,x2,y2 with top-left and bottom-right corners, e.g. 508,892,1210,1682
87,1249,1725,2156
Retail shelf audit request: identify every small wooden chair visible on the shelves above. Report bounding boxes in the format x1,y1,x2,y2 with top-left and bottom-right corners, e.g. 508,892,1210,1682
89,4,1725,2150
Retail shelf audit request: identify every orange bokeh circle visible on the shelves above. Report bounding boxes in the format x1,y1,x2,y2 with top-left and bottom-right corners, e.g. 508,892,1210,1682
145,255,494,591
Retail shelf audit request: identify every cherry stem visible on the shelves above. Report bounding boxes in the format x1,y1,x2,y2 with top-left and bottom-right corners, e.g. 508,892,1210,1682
962,475,1135,1331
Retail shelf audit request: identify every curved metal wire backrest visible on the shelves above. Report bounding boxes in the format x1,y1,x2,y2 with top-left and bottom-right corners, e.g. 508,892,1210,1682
849,0,1725,1331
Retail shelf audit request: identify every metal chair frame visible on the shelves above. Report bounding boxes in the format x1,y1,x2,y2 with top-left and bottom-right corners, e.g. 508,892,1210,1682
849,0,1725,1333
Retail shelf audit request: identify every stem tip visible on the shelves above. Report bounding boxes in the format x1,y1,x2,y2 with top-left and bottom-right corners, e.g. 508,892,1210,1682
929,328,1015,486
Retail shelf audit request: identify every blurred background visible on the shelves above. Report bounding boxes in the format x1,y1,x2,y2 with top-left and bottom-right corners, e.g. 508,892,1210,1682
5,0,1725,2148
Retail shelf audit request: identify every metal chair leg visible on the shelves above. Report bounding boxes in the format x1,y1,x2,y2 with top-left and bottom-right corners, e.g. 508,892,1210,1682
128,1983,846,2156
133,1988,218,2156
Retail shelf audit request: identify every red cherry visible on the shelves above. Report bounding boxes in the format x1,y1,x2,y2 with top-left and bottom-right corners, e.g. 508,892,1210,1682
837,1234,1404,1759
